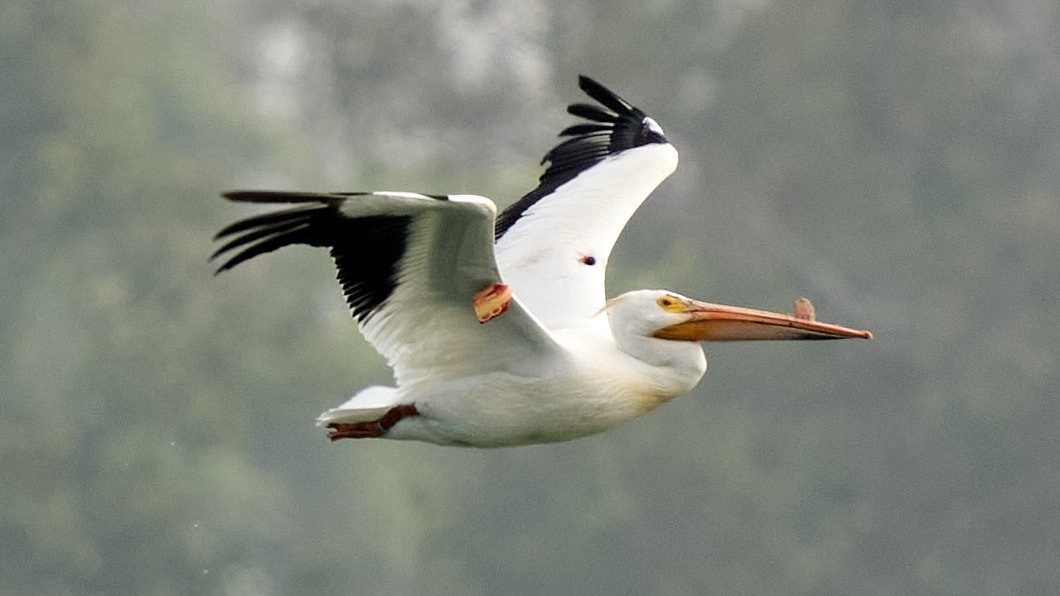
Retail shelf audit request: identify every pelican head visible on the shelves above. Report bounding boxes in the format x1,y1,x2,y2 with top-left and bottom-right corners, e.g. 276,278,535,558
603,289,870,393
606,289,871,347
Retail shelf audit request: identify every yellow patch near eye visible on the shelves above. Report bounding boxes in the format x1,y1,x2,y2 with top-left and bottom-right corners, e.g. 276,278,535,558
657,295,685,312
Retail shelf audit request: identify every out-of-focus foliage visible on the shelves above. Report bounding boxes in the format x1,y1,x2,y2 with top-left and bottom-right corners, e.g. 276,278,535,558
2,0,1058,594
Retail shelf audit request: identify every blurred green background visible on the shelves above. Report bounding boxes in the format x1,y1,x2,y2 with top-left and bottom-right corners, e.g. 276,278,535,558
3,1,1059,594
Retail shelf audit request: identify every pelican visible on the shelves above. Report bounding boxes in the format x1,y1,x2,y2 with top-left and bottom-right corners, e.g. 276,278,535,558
213,75,871,447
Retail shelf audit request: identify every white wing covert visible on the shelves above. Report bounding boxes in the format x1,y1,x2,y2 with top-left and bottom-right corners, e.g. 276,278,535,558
494,76,679,331
213,191,564,387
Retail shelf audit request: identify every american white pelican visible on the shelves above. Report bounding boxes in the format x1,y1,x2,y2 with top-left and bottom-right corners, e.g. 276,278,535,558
214,75,871,447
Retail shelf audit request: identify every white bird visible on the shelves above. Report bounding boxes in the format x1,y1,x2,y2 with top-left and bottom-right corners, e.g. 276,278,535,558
213,75,871,447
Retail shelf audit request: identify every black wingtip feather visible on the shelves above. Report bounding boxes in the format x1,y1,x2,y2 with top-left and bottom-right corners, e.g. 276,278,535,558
221,190,348,204
577,75,634,115
495,75,671,239
213,228,309,274
213,205,321,240
566,103,618,123
211,216,312,261
213,196,414,323
212,202,337,274
558,123,613,137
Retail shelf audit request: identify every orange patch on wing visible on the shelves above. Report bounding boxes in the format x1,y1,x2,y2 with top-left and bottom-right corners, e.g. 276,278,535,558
473,283,511,323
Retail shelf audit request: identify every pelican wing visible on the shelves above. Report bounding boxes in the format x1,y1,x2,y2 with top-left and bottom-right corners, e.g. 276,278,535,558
213,191,565,387
495,76,679,330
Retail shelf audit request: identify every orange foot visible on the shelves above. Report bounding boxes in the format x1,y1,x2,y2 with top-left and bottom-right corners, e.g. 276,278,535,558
326,404,419,441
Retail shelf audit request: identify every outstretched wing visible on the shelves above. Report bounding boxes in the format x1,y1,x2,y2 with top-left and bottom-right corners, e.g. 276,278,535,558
494,75,679,331
213,191,564,387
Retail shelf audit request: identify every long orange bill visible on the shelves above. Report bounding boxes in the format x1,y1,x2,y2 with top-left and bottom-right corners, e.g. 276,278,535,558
652,298,872,341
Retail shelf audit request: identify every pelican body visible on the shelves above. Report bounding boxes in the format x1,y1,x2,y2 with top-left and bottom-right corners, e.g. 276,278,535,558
213,76,871,447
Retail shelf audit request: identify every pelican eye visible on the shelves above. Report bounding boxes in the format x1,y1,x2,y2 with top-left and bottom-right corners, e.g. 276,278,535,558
656,295,685,312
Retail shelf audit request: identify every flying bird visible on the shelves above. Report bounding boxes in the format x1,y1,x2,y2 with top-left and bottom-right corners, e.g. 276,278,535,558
213,75,871,447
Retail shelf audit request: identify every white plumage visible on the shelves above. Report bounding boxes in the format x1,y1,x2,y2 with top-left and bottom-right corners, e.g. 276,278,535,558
214,76,870,447
496,141,678,331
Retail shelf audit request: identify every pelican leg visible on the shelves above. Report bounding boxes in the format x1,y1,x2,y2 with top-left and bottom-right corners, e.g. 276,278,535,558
326,404,419,441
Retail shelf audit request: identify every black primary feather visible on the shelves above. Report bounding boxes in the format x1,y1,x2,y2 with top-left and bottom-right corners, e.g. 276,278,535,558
495,75,669,239
212,192,414,323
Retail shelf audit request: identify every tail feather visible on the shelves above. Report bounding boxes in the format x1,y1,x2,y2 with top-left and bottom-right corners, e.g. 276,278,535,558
315,385,401,426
